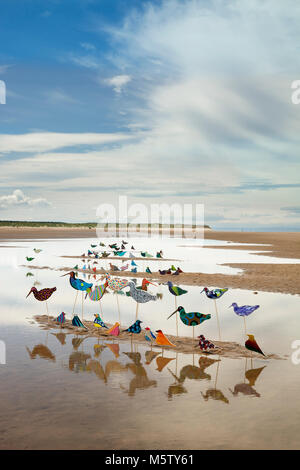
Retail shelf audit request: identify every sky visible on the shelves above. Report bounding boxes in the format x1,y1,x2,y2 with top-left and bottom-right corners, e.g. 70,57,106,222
0,0,300,230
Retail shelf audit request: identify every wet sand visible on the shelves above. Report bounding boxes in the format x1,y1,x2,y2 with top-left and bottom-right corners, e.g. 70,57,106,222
34,315,282,360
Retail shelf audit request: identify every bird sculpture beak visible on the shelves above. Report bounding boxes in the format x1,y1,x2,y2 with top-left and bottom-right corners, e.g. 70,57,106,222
61,272,71,277
167,309,178,320
26,290,32,298
200,289,204,293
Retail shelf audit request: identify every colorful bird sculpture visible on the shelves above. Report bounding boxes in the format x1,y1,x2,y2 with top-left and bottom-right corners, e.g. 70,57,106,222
73,264,79,270
61,271,92,320
72,315,87,329
137,278,156,291
109,244,118,249
173,267,183,275
168,306,211,326
101,251,110,258
106,322,120,336
159,269,171,275
129,253,136,258
198,335,215,351
93,313,108,329
155,330,176,347
114,251,126,256
146,267,152,274
230,303,260,317
26,257,34,262
26,286,57,323
170,265,176,271
56,312,66,325
104,273,128,291
124,319,143,334
33,248,42,253
145,327,156,342
26,286,56,301
131,260,137,266
167,281,188,297
131,267,137,273
201,287,228,299
26,272,34,277
91,244,97,248
245,334,265,356
85,282,107,301
99,242,105,247
120,263,129,271
128,282,157,303
156,251,163,258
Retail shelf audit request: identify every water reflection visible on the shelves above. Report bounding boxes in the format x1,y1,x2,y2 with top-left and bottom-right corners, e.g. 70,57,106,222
26,331,56,362
201,361,230,404
122,351,157,397
229,361,265,398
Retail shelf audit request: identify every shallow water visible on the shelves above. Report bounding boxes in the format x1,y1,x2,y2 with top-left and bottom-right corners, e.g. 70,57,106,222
0,238,300,449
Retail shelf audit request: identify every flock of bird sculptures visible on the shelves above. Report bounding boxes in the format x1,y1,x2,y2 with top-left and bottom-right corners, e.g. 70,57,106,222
25,240,266,357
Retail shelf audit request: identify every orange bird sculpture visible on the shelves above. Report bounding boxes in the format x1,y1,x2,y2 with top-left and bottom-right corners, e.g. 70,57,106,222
245,334,265,356
155,330,176,347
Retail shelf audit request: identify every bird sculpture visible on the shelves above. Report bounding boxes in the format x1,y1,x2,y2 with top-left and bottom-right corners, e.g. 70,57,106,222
128,282,157,303
26,257,34,262
122,240,128,245
166,283,188,336
114,251,126,256
167,281,188,297
72,315,87,329
131,260,137,266
101,251,110,258
104,273,128,291
26,286,57,322
61,271,92,321
123,319,143,335
73,264,79,270
131,267,137,273
168,306,211,326
33,248,42,253
201,287,228,299
197,335,215,351
85,282,107,301
91,244,97,248
93,314,108,329
109,263,120,271
129,253,136,258
109,243,118,249
26,272,34,277
106,322,120,336
245,334,265,356
137,278,156,291
230,303,260,316
171,265,176,271
99,242,105,247
56,312,66,325
120,263,129,271
230,302,260,337
159,269,171,275
155,330,176,347
145,327,156,342
146,267,152,274
156,251,163,258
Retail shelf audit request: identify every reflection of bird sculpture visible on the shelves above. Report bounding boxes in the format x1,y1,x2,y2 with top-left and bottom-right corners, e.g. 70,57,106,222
26,344,55,362
128,282,156,303
93,313,108,329
201,287,228,299
155,330,176,347
245,334,265,356
124,320,143,334
168,306,211,326
167,281,188,296
230,303,259,316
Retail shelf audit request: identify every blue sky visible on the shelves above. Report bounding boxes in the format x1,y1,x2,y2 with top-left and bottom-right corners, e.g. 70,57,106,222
0,0,300,230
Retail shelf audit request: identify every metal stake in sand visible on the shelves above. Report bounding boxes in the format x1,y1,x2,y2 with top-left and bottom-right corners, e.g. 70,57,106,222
214,299,221,341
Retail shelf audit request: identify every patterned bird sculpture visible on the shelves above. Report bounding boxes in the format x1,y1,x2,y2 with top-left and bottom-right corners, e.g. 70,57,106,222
167,281,188,297
114,251,126,256
124,320,143,334
26,286,57,323
145,327,156,342
106,322,120,336
230,303,260,316
85,282,107,301
93,313,108,329
128,282,157,303
201,287,228,299
168,306,211,326
155,330,176,347
56,312,66,325
104,273,128,291
198,335,215,351
245,334,265,356
61,271,92,321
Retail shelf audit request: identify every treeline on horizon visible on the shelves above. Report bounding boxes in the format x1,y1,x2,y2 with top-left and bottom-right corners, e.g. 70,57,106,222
0,220,211,229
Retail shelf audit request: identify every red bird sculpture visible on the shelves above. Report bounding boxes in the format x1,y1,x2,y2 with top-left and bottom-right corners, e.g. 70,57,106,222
26,286,57,301
245,334,265,356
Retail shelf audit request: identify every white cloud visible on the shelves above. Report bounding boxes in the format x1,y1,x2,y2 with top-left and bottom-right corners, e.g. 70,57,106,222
105,75,131,93
0,190,51,209
80,42,96,51
44,89,78,104
0,132,131,154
